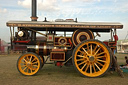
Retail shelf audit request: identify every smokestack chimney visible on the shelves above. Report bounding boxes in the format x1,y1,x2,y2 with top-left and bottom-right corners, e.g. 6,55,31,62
31,0,38,21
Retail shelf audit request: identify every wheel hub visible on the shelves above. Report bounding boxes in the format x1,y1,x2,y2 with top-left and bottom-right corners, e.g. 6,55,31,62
89,56,95,62
27,62,32,67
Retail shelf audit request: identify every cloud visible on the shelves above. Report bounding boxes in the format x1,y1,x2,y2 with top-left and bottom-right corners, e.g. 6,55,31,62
62,0,100,3
82,0,101,2
114,3,128,12
38,0,59,11
0,8,7,13
114,0,117,2
18,0,101,12
18,0,59,11
62,0,74,2
18,0,31,8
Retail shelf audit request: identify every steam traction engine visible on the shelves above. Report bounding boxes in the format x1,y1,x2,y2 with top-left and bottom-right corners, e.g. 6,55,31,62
6,0,123,77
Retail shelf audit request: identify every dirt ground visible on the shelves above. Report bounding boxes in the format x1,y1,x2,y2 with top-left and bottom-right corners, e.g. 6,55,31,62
0,54,128,85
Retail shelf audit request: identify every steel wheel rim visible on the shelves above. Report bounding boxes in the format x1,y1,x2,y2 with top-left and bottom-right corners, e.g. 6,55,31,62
18,54,40,75
74,41,111,77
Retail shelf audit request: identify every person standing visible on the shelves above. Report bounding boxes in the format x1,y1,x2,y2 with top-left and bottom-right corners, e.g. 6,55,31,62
125,56,128,66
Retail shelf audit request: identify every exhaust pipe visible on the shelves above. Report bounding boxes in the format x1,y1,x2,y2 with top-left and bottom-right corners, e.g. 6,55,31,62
30,0,38,40
31,0,38,21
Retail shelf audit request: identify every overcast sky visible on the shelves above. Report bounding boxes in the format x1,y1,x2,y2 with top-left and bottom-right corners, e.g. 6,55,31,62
0,0,128,42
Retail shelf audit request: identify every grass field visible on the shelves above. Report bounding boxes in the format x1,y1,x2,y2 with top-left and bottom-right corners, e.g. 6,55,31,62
0,53,128,85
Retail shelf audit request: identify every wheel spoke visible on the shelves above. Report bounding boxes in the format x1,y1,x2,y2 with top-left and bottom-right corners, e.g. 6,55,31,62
23,58,28,63
86,43,89,51
94,47,101,56
78,50,85,55
30,56,32,62
33,65,38,67
23,67,27,71
32,61,38,64
26,56,29,61
81,63,87,70
85,64,89,72
32,58,36,63
92,64,96,73
90,44,92,55
77,55,86,58
82,47,89,55
30,68,33,73
90,65,92,74
21,65,26,68
78,60,87,66
97,56,106,58
93,44,98,52
27,68,29,73
97,59,106,63
96,61,104,66
94,63,101,71
96,52,105,56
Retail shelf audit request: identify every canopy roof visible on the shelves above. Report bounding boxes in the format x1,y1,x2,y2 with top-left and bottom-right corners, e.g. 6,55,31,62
7,21,123,31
